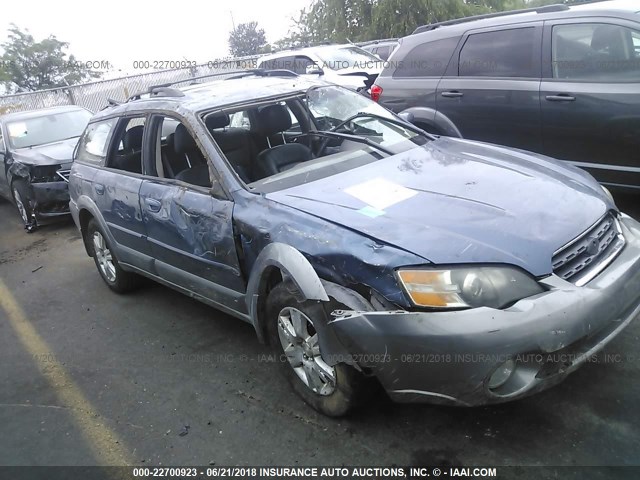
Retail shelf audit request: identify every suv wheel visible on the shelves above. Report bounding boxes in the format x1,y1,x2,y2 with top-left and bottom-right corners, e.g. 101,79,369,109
266,282,367,417
11,180,37,233
87,219,141,293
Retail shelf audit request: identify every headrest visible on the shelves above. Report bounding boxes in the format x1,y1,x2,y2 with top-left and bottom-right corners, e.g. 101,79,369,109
591,25,622,52
254,104,292,136
205,112,230,130
123,125,144,151
174,123,197,154
165,133,175,150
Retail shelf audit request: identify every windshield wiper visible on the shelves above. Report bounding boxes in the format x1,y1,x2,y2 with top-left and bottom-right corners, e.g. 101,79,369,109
308,130,394,156
332,111,428,137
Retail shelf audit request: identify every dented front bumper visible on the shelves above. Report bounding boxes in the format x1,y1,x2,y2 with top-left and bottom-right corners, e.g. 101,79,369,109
329,214,640,406
30,180,71,219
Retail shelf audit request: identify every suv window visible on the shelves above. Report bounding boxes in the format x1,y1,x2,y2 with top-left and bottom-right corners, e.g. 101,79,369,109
75,119,116,164
552,23,640,81
459,27,538,78
393,36,461,78
106,117,146,174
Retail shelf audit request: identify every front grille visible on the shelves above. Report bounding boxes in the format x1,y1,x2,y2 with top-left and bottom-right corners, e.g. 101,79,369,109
552,212,625,286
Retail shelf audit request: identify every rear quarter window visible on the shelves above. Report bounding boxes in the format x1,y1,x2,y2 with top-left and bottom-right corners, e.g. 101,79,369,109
392,36,461,78
75,119,116,165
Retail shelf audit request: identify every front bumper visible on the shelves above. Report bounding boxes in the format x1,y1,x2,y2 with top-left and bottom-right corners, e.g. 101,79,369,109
30,180,70,220
329,214,640,406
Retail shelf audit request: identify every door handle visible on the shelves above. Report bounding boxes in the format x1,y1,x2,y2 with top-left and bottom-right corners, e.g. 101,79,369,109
545,94,576,102
441,91,464,98
144,198,162,213
94,183,105,195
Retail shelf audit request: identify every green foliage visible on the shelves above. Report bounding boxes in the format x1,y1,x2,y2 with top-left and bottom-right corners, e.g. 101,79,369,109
0,24,100,93
274,0,597,46
228,21,269,57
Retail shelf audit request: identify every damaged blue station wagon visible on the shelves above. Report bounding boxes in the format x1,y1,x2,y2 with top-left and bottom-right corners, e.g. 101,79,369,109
69,70,640,416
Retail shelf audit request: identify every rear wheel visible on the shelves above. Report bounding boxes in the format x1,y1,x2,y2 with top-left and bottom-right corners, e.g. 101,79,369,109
87,218,141,293
11,180,36,233
266,282,367,417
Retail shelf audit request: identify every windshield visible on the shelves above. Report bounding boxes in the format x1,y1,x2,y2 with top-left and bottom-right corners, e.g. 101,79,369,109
234,86,428,193
306,86,420,149
7,109,92,149
316,46,382,71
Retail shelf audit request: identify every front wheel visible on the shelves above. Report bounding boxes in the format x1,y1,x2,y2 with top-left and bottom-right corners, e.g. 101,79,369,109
11,180,36,233
266,282,367,417
87,219,141,293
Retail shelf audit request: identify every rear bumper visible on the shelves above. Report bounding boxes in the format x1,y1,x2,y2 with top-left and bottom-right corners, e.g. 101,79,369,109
329,214,640,406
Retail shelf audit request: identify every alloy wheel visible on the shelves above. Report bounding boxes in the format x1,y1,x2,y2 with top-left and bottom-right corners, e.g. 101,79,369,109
92,231,116,282
277,307,337,396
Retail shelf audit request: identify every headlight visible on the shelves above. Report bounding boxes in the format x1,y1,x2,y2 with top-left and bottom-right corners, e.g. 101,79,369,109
397,266,544,310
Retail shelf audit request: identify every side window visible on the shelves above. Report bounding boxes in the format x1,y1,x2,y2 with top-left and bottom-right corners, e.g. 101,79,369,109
0,127,5,153
459,27,537,78
151,114,211,188
75,119,116,164
105,117,146,174
552,23,640,81
393,36,461,78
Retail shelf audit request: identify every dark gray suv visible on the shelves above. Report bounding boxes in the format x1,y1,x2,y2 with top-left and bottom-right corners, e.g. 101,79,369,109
373,0,640,190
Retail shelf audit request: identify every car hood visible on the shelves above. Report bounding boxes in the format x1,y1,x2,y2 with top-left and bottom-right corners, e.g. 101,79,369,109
11,137,79,166
267,137,613,277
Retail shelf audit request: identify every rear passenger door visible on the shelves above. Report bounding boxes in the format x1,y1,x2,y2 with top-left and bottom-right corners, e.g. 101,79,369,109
138,114,246,312
436,24,543,151
540,18,640,188
93,115,153,270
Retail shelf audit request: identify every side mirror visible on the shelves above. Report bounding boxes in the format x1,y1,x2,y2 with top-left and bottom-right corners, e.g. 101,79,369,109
398,112,415,124
305,64,324,76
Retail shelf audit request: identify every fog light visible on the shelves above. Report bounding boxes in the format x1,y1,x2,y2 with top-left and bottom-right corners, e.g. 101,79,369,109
488,359,515,389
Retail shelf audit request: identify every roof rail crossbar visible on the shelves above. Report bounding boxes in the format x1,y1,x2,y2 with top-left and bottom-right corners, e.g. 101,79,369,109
412,4,569,34
224,68,298,80
125,69,299,103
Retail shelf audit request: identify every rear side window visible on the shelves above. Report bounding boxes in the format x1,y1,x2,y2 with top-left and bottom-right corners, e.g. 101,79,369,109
552,23,640,81
105,117,146,174
393,36,460,77
459,27,538,77
75,119,116,164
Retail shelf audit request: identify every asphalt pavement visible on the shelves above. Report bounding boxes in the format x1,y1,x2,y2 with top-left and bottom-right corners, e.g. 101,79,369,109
0,193,639,477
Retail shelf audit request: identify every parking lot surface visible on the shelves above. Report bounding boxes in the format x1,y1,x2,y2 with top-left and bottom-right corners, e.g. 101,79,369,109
0,194,639,473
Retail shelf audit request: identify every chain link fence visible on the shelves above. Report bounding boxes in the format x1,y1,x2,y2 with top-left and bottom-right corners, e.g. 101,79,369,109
0,54,265,115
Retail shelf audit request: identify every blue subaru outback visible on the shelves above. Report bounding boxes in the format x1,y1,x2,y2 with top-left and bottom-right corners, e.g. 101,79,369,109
69,69,640,416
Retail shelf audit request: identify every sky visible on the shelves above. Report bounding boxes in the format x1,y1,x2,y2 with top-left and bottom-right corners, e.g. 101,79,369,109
0,0,311,76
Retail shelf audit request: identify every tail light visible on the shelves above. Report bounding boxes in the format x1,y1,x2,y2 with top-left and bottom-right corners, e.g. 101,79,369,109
370,84,383,102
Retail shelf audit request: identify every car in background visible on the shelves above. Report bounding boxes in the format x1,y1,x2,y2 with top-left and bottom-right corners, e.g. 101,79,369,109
372,0,640,190
69,69,640,417
0,105,92,232
360,39,399,61
257,44,383,92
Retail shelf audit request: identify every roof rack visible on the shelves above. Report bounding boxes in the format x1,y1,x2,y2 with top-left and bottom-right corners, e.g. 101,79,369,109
412,4,569,34
124,69,298,103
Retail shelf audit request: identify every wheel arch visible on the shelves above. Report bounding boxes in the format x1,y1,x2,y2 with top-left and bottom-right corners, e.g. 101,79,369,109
400,106,462,138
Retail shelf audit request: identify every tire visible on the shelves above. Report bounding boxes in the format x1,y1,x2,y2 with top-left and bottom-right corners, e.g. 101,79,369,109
86,218,141,293
11,180,36,233
266,282,367,417
415,122,443,136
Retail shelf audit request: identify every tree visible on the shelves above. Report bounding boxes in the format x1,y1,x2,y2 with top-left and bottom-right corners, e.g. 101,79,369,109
273,0,594,47
228,22,268,57
0,24,100,93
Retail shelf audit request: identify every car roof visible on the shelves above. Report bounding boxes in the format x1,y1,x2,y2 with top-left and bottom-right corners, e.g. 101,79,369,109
411,0,639,38
0,105,89,122
90,74,326,121
259,44,361,61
